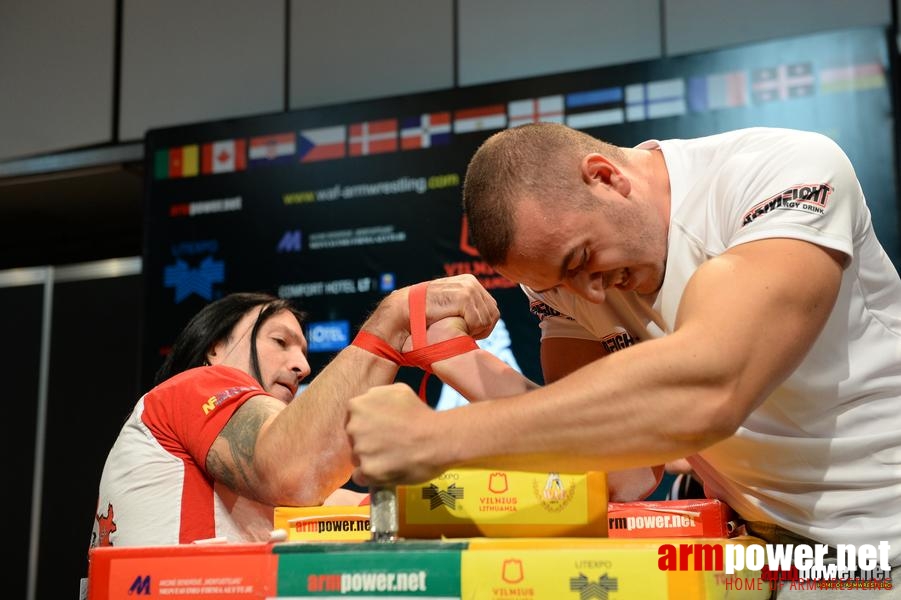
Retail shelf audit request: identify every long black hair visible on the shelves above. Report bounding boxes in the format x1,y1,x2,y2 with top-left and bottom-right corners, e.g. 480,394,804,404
154,292,306,386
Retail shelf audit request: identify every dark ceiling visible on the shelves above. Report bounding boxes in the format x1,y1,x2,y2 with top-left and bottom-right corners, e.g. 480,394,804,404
0,148,146,271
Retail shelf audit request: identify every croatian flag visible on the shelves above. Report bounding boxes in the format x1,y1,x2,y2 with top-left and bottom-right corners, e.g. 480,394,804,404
248,133,296,165
298,126,346,163
507,95,564,128
400,112,451,150
349,119,398,156
453,104,506,134
201,139,246,174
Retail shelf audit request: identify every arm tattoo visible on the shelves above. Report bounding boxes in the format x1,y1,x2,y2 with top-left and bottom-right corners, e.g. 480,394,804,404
207,397,278,499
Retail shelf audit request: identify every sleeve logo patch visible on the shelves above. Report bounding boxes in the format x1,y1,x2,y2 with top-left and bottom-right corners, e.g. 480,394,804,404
742,183,833,226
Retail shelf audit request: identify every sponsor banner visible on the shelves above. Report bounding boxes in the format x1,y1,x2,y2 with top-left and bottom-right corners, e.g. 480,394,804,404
279,276,378,299
162,240,225,304
306,320,350,352
273,506,371,542
88,543,277,600
607,499,737,538
462,545,676,599
397,469,607,538
169,196,242,218
273,541,464,597
463,537,769,599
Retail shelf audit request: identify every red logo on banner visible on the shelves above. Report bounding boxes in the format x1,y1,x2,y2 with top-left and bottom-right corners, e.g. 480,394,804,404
488,471,509,494
443,216,517,290
459,215,480,257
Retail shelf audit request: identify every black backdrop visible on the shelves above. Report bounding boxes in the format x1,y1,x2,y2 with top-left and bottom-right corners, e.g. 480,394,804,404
142,26,899,402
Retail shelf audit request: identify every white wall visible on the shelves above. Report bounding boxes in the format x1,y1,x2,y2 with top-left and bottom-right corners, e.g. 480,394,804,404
0,0,894,161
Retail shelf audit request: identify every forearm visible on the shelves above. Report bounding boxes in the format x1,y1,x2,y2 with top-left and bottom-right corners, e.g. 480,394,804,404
430,334,736,475
257,345,399,505
431,348,539,401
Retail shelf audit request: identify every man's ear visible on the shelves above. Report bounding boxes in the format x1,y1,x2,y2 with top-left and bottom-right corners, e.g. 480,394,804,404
581,153,631,197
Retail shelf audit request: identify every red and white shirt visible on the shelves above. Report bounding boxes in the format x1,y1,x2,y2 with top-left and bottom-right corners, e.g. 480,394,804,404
91,365,274,547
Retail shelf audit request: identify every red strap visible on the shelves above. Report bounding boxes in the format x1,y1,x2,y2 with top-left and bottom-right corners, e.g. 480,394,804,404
408,282,429,350
403,337,479,373
351,331,405,364
351,280,479,403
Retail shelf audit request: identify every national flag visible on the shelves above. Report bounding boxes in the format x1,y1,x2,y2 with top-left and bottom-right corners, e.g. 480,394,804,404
625,78,686,121
400,112,451,150
248,133,296,165
153,145,199,179
201,139,246,174
453,104,506,134
751,62,814,103
298,126,346,163
687,71,747,112
507,95,564,128
564,87,625,130
819,62,886,94
349,119,398,156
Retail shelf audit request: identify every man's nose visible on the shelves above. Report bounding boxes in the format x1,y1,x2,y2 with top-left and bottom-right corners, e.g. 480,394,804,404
292,353,311,381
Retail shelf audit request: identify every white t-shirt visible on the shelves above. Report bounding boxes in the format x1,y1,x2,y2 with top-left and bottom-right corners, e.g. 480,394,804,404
524,127,901,563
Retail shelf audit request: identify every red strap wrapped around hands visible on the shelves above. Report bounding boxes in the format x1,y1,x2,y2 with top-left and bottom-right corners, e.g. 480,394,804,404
351,281,478,401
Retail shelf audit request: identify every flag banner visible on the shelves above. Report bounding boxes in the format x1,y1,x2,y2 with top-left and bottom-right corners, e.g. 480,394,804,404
507,95,564,128
819,62,886,94
454,104,507,133
626,78,686,121
156,145,199,179
153,150,170,180
201,139,247,174
687,71,748,112
298,126,346,163
248,133,297,165
751,62,814,103
564,87,625,130
349,119,398,156
400,112,452,150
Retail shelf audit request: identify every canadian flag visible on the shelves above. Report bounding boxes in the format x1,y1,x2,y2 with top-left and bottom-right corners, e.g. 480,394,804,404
202,139,247,174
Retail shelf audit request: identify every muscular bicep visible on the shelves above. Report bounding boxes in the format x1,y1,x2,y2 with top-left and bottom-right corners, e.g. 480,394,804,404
206,395,283,502
540,337,608,383
673,238,844,421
